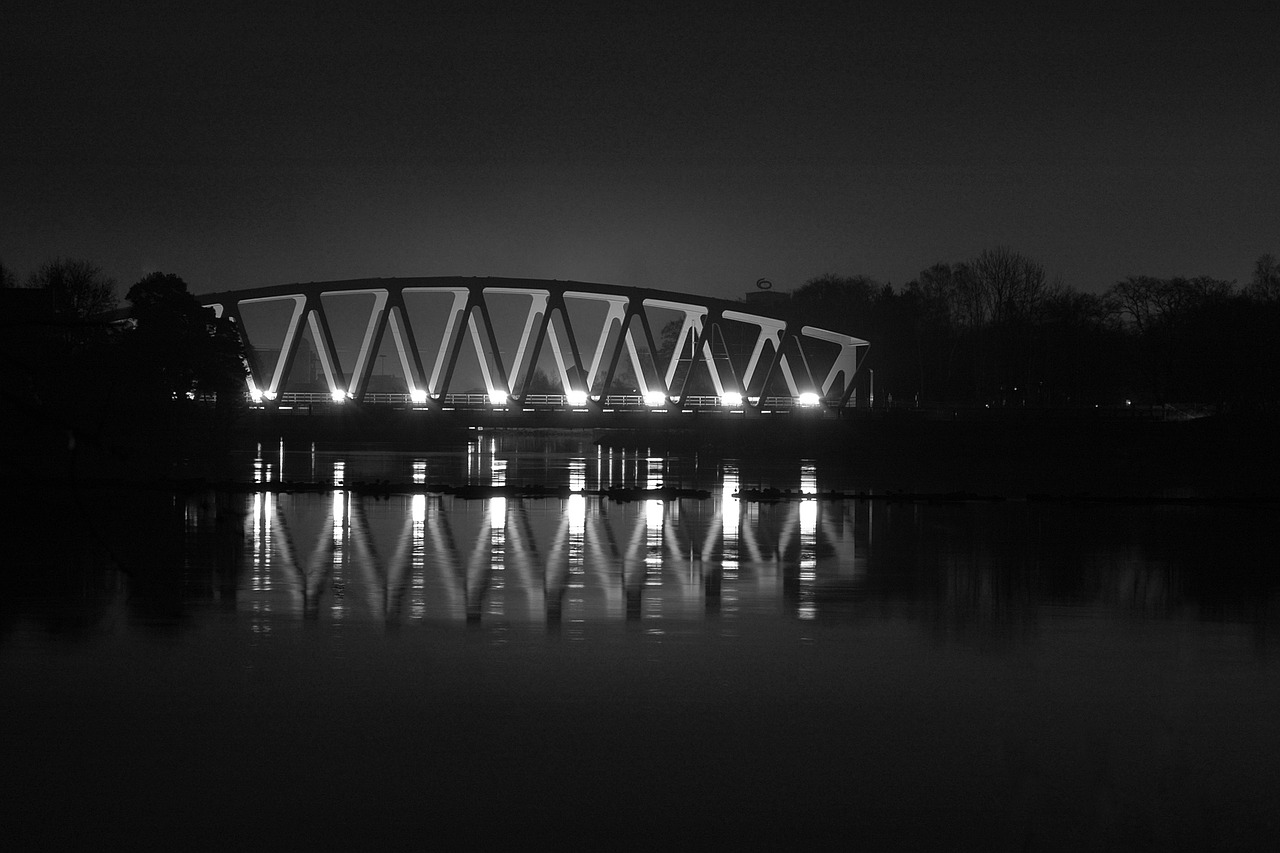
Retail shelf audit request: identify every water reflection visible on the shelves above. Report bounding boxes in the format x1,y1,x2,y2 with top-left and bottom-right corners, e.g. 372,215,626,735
189,466,1278,642
6,442,1278,645
228,483,847,628
7,443,1279,851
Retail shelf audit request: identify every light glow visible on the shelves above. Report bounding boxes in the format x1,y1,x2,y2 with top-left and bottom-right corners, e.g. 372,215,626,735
643,391,667,408
330,389,346,403
646,498,664,529
720,391,743,407
565,389,588,407
567,494,586,533
797,392,821,407
409,388,428,404
488,389,508,405
489,497,507,530
722,466,740,538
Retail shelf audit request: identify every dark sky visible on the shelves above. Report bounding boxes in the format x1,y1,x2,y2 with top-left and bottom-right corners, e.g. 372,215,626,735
4,0,1278,301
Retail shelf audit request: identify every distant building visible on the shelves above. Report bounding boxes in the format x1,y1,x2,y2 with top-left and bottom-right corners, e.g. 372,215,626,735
744,286,790,311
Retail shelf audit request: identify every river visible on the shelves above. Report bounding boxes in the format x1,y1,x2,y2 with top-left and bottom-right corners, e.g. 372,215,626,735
3,433,1278,849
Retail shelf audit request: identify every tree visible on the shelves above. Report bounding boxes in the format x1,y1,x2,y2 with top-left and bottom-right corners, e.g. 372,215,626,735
963,247,1049,327
903,263,966,398
0,259,17,290
1249,253,1280,301
28,258,117,319
125,272,246,405
1104,275,1236,404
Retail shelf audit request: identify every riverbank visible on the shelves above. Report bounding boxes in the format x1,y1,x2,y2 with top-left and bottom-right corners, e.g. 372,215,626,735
5,404,1277,499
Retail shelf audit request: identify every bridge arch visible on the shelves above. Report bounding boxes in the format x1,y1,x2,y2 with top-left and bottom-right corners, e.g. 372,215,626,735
199,276,869,411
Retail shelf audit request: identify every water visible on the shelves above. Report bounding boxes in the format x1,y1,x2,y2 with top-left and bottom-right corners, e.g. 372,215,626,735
4,435,1278,849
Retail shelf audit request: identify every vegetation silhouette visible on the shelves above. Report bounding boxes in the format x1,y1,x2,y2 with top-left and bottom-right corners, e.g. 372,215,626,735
2,263,246,480
2,248,1278,489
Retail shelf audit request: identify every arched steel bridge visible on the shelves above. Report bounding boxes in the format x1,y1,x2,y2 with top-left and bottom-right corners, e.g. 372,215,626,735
200,277,869,412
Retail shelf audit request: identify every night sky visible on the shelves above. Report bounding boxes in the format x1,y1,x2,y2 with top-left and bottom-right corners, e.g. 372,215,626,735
4,0,1278,302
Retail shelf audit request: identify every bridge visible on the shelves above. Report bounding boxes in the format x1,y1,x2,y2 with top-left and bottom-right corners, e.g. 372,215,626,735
200,277,869,413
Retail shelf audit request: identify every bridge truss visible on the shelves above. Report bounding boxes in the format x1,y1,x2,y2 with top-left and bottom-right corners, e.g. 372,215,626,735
200,277,869,411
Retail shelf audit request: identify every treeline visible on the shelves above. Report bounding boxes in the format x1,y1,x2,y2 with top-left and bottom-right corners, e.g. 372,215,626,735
781,248,1280,411
2,259,246,472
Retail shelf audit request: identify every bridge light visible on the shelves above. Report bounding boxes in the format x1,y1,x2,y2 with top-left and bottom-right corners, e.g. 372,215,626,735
797,392,821,407
330,389,346,403
248,384,264,403
409,388,428,404
565,390,587,407
720,391,743,408
488,390,508,406
643,391,667,408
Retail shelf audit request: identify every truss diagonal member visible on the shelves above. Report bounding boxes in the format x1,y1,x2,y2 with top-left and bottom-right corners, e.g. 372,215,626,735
602,314,655,398
323,288,390,400
544,321,577,396
307,303,346,399
427,288,472,397
645,299,721,400
235,295,306,399
544,292,589,394
471,291,509,397
722,310,787,399
205,300,256,394
565,292,629,398
484,287,550,399
802,326,869,404
386,300,427,398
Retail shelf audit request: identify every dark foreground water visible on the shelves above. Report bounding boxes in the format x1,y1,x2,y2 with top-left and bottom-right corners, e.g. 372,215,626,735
4,435,1279,849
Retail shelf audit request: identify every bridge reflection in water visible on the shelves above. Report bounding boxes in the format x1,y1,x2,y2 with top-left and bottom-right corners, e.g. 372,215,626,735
242,444,863,627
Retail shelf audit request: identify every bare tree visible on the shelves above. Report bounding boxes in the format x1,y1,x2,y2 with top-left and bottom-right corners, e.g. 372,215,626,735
28,258,117,319
1249,253,1280,301
965,246,1049,326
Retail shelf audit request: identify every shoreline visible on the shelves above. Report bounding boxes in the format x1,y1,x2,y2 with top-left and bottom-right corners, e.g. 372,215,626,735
7,407,1279,500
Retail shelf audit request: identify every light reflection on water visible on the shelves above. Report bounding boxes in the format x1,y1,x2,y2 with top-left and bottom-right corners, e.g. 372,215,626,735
238,488,833,628
198,438,1278,638
233,434,768,492
5,438,1280,848
220,438,883,628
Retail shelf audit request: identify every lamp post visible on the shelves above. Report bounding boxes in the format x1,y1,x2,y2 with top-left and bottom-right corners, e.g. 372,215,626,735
869,368,875,408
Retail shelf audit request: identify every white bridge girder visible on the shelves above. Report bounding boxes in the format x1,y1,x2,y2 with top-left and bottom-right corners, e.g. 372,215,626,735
201,277,869,410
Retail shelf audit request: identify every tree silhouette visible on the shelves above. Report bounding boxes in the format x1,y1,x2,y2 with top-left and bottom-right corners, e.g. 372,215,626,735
1250,253,1280,301
0,259,17,290
125,272,245,406
27,258,117,320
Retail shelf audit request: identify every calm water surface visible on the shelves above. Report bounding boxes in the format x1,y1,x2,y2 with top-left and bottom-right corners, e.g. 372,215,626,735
4,435,1278,849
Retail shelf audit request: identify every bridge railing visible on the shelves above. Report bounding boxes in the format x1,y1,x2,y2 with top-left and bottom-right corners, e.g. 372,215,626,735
252,391,847,410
